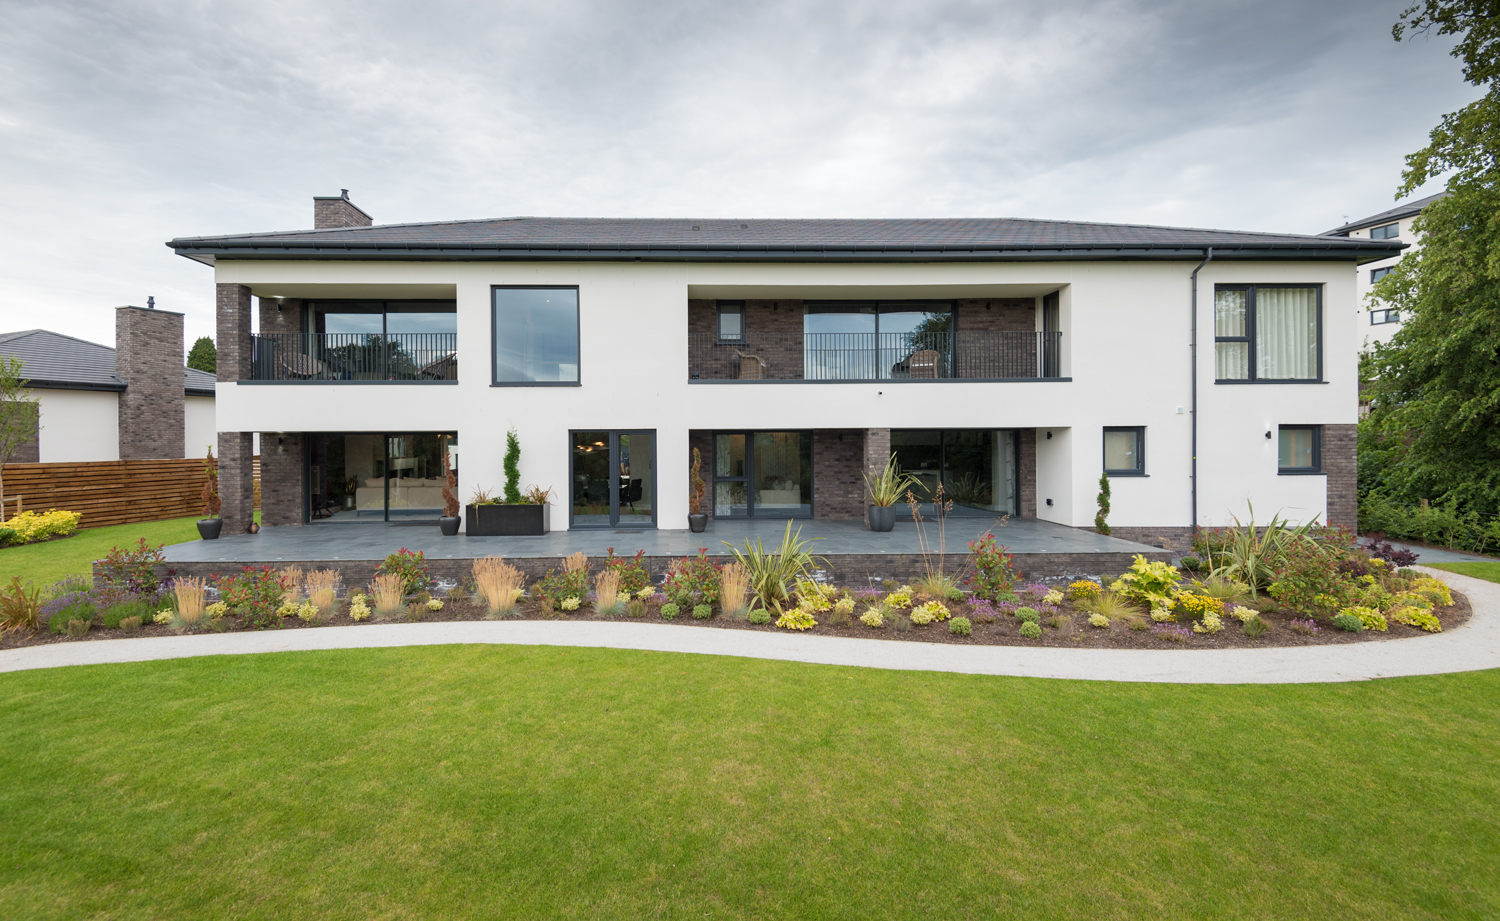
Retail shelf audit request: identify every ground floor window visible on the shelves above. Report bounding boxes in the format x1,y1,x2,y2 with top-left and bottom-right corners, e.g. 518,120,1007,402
713,431,813,518
1103,426,1145,476
570,431,656,528
306,432,457,522
890,429,1018,516
1278,425,1321,474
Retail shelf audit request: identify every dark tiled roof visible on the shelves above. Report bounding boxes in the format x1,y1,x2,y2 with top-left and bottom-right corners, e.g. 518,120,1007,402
169,215,1404,263
0,329,216,396
1322,192,1447,236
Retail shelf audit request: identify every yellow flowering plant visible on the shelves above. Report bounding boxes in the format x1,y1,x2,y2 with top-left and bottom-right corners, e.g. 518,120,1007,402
1110,556,1182,611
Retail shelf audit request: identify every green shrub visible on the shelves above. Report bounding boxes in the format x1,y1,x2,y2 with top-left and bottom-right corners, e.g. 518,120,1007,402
1019,621,1042,639
965,533,1019,602
376,549,433,596
1179,554,1202,571
603,549,652,597
64,617,91,638
0,577,44,634
661,551,721,608
1242,615,1269,639
97,539,166,594
1338,605,1387,632
747,609,771,625
659,602,680,620
0,527,17,547
100,596,155,629
626,599,646,618
1110,555,1182,611
1016,607,1040,624
1390,606,1442,632
692,603,712,620
948,616,972,636
217,566,287,628
1332,612,1365,632
119,615,142,631
1267,541,1354,618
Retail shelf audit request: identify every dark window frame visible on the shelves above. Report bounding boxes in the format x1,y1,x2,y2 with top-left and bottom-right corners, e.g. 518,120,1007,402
1370,308,1401,326
715,301,745,343
1370,222,1400,240
709,430,816,519
1370,266,1394,284
566,429,658,529
1213,284,1324,384
490,285,582,388
1277,425,1323,475
1102,426,1145,477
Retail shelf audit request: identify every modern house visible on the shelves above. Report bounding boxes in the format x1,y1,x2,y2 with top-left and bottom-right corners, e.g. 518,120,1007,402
0,308,216,463
168,192,1401,547
1322,191,1445,351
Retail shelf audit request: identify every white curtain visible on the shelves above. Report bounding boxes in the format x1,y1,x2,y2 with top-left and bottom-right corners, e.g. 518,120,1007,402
1256,288,1318,380
1214,290,1248,379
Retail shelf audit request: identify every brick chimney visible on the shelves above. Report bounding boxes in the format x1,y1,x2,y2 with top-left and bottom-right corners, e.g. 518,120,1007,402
116,304,185,460
313,189,372,229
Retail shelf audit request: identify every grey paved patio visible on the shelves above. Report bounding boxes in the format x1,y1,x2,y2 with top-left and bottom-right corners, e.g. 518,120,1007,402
163,516,1164,564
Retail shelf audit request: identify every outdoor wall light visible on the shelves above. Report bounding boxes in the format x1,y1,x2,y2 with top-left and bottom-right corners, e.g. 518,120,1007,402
1046,498,1054,506
1265,431,1273,439
1046,431,1053,440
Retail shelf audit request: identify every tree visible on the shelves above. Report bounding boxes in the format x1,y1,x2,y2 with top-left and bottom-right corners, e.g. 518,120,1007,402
1366,1,1500,516
186,336,216,374
1094,471,1112,535
0,355,40,522
503,427,522,504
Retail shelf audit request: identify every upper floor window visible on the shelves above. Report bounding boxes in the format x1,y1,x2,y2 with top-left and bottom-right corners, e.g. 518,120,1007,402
493,287,579,385
1214,285,1321,382
1371,308,1401,325
1370,266,1394,283
717,302,744,342
1103,426,1144,476
1278,425,1321,474
1370,222,1400,240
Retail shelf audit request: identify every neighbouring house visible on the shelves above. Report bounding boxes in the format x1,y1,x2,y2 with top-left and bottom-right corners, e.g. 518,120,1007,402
0,308,216,463
1322,191,1445,352
167,191,1401,545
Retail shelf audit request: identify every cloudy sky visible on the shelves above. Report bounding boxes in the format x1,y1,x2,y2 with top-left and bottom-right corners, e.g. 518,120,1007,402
0,0,1474,350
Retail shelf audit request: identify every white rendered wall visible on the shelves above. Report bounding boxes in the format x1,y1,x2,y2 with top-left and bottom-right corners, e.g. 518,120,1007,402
184,396,216,459
35,389,119,462
1344,218,1421,351
215,256,1359,531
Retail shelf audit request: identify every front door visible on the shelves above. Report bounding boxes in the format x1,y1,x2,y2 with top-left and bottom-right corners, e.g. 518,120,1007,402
570,430,656,528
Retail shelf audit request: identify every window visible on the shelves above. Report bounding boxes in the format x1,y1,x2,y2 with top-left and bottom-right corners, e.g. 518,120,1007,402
1371,308,1401,325
1370,222,1400,240
1103,427,1144,476
1370,266,1394,283
493,287,579,384
712,432,812,518
716,302,744,342
1214,285,1321,382
1278,425,1321,474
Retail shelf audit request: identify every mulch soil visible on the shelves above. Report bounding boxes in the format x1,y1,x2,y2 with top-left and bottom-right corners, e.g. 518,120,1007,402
2,590,1473,652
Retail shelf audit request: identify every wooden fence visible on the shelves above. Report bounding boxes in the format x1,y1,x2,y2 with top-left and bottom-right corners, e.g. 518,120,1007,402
1,458,211,529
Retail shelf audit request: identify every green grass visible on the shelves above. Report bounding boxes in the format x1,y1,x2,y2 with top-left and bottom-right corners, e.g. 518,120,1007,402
1,648,1495,920
1427,562,1500,585
0,516,202,587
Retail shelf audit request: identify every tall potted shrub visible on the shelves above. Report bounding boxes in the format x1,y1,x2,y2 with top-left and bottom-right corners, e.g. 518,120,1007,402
439,450,461,536
197,447,222,540
465,427,552,535
688,447,708,533
863,453,917,532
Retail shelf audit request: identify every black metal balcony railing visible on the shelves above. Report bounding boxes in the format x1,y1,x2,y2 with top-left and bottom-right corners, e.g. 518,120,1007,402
250,333,458,381
689,331,1062,381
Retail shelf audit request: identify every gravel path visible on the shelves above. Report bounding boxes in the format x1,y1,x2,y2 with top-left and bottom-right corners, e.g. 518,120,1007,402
1,568,1494,684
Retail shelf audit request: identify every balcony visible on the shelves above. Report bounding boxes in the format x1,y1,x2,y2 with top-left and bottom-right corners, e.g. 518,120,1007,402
688,331,1063,382
249,333,457,382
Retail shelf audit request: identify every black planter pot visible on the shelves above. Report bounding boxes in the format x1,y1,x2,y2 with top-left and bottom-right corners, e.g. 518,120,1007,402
868,505,897,532
465,503,550,536
196,518,223,540
688,513,708,533
439,516,461,536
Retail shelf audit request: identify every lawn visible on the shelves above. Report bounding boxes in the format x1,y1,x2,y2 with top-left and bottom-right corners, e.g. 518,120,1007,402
0,516,202,587
0,647,1495,920
1428,561,1500,585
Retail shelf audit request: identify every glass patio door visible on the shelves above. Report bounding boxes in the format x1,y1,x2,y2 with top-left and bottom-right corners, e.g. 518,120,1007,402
713,431,812,518
570,430,655,528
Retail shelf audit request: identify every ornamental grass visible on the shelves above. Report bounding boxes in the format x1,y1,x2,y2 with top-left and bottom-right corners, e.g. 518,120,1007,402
719,562,751,620
370,574,406,621
305,569,340,615
169,576,209,633
473,557,525,618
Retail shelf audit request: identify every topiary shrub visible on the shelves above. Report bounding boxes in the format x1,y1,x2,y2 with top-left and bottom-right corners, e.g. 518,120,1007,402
1331,612,1365,632
659,602,680,620
692,603,712,620
747,608,771,625
1019,621,1042,639
948,616,972,636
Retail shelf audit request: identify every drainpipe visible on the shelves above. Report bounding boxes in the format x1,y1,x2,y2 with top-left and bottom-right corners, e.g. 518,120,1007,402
1189,247,1214,535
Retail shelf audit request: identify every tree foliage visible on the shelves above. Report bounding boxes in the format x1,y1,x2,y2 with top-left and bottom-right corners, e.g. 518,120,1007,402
1366,1,1500,516
503,427,522,505
186,336,216,374
0,355,40,522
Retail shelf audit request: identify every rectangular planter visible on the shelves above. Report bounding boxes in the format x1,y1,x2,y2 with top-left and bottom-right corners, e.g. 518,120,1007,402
465,503,550,536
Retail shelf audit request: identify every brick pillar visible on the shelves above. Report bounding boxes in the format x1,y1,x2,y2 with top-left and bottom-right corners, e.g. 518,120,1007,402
216,284,253,382
259,432,305,526
1324,423,1357,530
1018,429,1037,518
813,430,863,519
862,428,891,528
116,306,185,459
219,431,255,534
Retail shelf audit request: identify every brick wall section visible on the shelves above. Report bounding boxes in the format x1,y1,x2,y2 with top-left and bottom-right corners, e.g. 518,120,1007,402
115,306,185,460
216,284,253,382
955,299,1036,332
813,429,864,519
9,410,39,464
259,433,305,526
1018,429,1037,518
257,297,306,336
313,196,372,229
689,299,805,379
218,431,255,534
139,548,1170,595
1092,526,1195,554
1324,423,1357,530
862,428,891,527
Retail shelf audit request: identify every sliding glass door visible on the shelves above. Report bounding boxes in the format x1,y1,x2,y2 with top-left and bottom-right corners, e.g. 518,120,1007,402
570,431,656,528
306,432,457,522
891,429,1017,517
712,432,813,518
